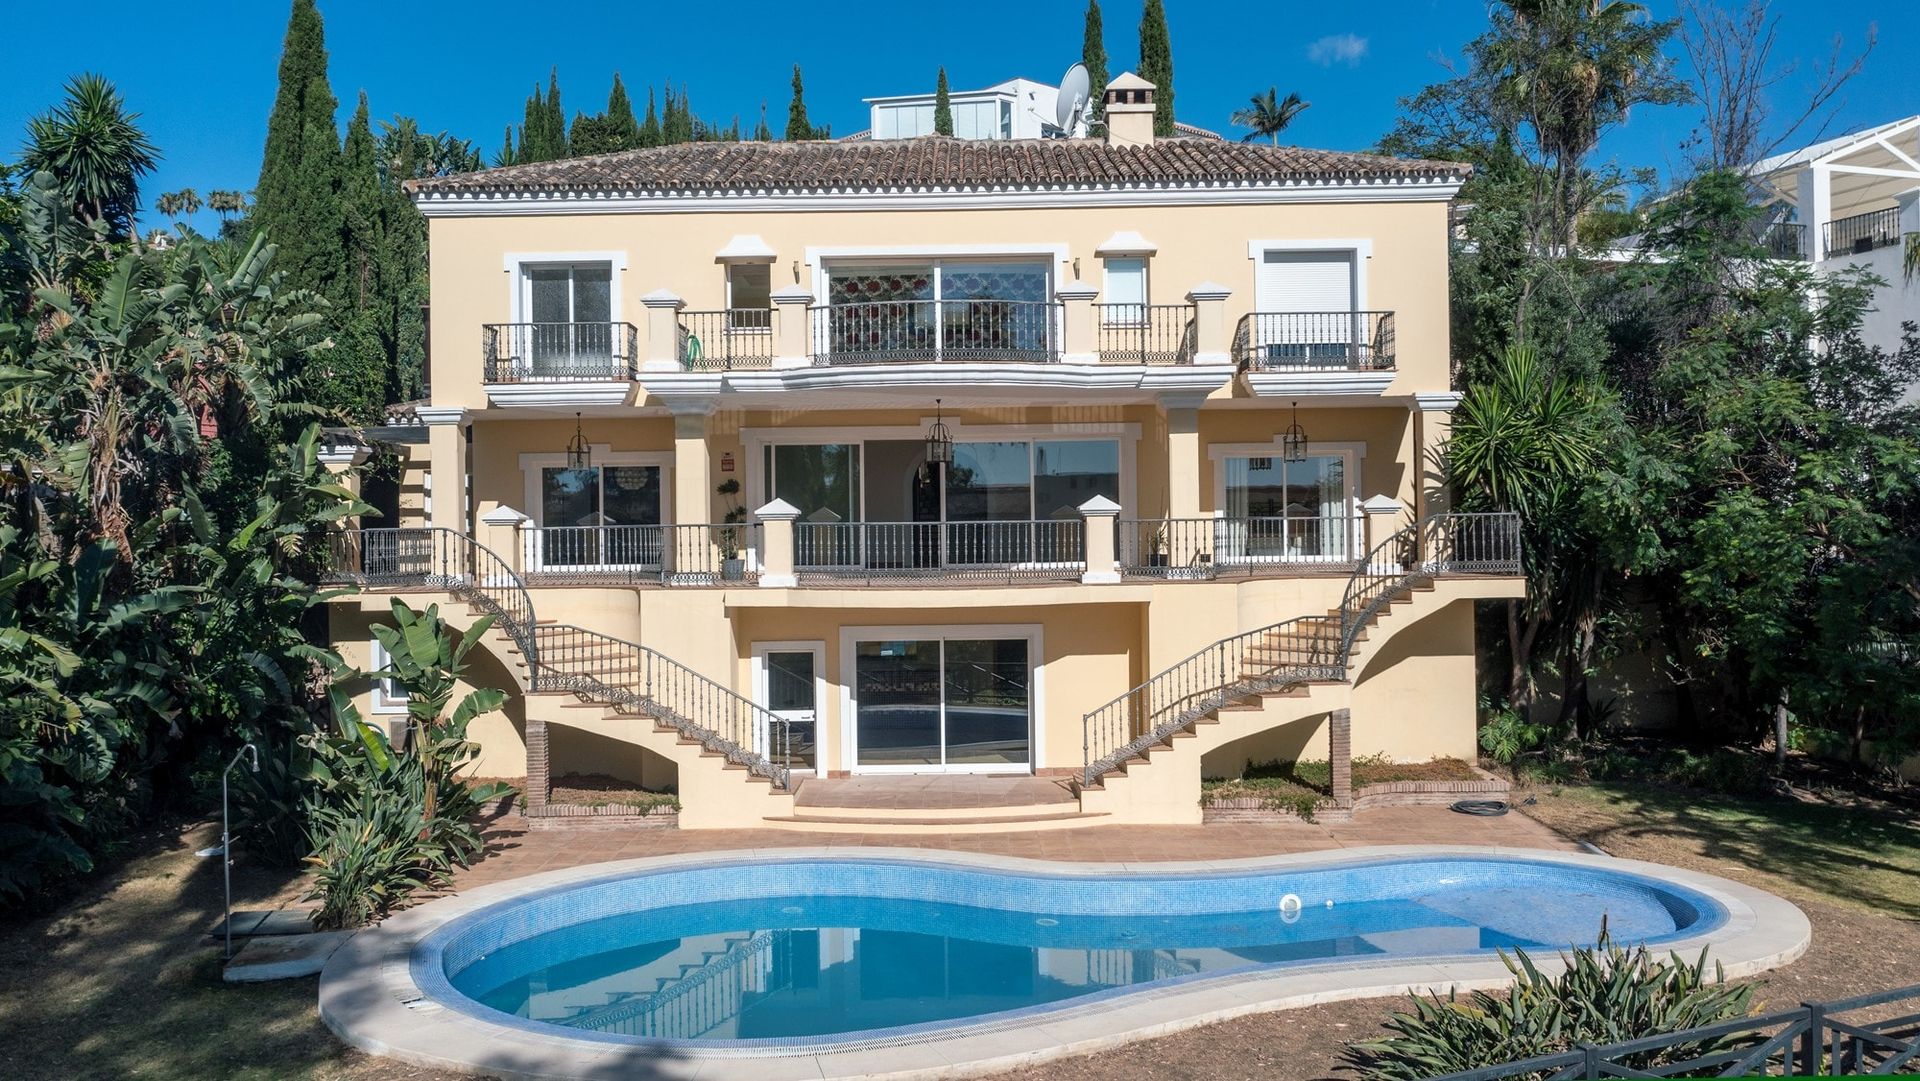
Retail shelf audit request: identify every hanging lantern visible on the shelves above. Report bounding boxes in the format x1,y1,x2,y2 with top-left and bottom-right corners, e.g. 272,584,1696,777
925,399,954,467
1281,401,1308,463
566,412,591,471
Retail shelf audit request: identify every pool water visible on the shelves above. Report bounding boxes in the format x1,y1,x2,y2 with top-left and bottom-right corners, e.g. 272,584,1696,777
432,858,1719,1043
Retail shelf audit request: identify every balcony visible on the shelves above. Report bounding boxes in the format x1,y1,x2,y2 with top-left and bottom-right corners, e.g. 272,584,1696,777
1095,303,1196,365
519,522,762,586
677,309,774,371
1232,312,1396,372
808,299,1062,365
482,322,639,383
793,519,1085,586
1117,515,1364,579
1821,207,1904,257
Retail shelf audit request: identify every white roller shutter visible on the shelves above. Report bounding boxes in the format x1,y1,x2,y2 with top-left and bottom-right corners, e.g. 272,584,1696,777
1254,250,1358,355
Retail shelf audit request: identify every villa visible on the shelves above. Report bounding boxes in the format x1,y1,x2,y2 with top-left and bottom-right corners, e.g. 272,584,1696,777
320,74,1525,830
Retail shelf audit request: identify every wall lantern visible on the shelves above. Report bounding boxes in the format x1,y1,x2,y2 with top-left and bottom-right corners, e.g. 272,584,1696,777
1281,401,1309,463
566,412,591,471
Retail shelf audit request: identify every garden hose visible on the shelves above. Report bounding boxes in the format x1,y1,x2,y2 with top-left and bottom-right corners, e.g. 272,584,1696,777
1450,799,1510,816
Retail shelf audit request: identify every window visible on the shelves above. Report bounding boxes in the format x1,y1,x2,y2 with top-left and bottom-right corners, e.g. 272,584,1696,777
520,262,614,372
822,260,1052,362
1221,453,1353,559
1101,257,1147,325
726,263,772,330
536,464,663,567
369,637,406,715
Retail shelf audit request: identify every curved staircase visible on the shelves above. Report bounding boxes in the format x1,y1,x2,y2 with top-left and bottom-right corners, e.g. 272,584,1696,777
1075,513,1520,821
323,528,800,825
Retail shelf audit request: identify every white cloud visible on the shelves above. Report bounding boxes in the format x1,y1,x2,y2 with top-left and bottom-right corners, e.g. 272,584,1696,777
1307,33,1369,67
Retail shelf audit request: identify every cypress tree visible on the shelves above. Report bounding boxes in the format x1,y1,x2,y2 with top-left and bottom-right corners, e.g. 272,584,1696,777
785,65,813,141
331,92,388,422
519,84,547,162
545,68,567,157
606,73,639,149
640,86,661,147
378,118,431,403
1082,0,1108,124
254,0,342,299
933,68,953,136
494,124,516,167
753,102,772,141
668,83,695,144
1138,0,1174,137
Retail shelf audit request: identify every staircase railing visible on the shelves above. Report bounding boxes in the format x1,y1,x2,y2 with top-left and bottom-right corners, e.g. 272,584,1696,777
323,527,539,666
530,624,792,789
1081,511,1521,788
322,527,794,790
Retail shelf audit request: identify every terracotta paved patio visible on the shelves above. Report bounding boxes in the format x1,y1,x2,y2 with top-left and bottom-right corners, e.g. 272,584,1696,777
450,804,1579,890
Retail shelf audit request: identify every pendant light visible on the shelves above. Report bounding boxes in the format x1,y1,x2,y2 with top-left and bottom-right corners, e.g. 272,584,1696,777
925,399,954,467
1281,401,1308,463
566,412,591,471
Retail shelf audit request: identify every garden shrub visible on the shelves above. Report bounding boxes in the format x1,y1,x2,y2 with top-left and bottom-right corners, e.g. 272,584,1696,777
1347,926,1754,1079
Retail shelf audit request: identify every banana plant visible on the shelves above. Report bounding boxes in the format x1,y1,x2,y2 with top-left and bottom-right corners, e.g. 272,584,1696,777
366,599,508,835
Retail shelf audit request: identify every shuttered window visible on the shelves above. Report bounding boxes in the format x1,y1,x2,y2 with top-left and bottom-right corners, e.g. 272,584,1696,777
1254,250,1355,313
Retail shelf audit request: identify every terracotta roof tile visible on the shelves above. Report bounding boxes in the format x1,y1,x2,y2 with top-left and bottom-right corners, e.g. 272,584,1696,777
405,137,1468,197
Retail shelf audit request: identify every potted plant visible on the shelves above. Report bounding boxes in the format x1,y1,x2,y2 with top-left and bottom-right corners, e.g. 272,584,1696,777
716,477,748,581
1146,524,1169,569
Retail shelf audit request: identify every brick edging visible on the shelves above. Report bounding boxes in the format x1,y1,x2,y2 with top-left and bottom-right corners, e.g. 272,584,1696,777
1201,766,1509,824
523,802,679,831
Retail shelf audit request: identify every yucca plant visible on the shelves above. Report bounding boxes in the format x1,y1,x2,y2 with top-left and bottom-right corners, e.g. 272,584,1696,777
304,785,449,930
1347,924,1755,1080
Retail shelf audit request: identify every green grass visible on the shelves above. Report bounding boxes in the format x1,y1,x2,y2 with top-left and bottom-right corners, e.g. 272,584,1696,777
1521,781,1920,921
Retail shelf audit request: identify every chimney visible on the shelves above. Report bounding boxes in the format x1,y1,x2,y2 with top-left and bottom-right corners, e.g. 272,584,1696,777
1103,72,1157,147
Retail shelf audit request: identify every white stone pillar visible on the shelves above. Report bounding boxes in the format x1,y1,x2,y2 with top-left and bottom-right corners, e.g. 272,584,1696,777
755,498,800,588
1798,166,1832,262
1078,495,1122,584
478,505,528,575
418,406,468,535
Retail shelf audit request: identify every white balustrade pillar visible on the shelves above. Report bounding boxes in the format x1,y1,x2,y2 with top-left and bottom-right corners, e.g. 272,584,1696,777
771,285,814,368
641,289,684,371
755,498,800,588
1078,495,1122,584
1057,280,1100,364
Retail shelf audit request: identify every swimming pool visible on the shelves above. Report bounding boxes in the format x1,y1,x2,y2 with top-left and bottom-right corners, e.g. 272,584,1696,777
423,855,1718,1045
322,847,1810,1080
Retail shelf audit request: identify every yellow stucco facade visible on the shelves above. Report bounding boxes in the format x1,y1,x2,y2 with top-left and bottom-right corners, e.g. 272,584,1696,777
326,127,1520,828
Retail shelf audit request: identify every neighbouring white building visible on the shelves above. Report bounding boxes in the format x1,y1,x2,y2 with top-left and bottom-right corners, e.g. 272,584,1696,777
864,77,1061,140
1745,116,1920,399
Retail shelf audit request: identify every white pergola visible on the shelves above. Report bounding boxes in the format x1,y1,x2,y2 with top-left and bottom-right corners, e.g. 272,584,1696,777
1745,115,1920,261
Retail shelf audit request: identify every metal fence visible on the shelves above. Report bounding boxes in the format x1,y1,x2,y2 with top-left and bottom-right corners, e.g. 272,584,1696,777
520,523,761,586
793,519,1084,584
1117,516,1364,579
1822,207,1904,257
678,309,775,370
1232,311,1396,371
809,299,1062,364
1095,303,1196,364
1753,219,1806,260
482,321,638,382
1423,982,1920,1080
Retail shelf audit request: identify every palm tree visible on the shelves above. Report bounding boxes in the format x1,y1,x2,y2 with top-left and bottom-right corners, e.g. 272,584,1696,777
1232,88,1310,145
20,73,160,237
155,188,201,223
206,190,249,218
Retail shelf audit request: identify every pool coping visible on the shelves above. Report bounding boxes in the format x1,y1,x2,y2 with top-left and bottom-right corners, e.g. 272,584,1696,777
317,845,1811,1081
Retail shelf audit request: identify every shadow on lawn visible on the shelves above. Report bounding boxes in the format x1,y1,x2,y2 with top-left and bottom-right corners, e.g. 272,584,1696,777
1566,784,1920,922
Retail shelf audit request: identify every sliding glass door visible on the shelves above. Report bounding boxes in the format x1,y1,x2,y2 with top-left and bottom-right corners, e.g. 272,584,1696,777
853,637,1031,770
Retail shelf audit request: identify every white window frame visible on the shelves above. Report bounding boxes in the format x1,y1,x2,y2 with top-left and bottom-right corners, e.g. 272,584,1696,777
1207,439,1366,564
724,262,775,333
1100,256,1150,326
368,636,408,716
744,421,1139,527
752,641,828,773
518,447,675,572
502,250,628,325
836,623,1045,775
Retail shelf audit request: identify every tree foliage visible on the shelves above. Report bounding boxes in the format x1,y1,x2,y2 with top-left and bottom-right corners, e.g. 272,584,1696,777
1082,0,1109,123
933,69,953,136
1137,0,1175,137
1232,88,1309,145
22,74,159,242
253,0,342,299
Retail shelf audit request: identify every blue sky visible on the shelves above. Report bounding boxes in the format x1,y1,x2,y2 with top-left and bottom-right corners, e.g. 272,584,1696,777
1,0,1910,233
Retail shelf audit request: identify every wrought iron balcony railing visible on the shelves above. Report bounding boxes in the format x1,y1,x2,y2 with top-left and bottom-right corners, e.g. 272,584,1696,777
482,322,639,382
1095,303,1197,364
520,523,762,586
677,309,775,371
809,299,1062,365
1117,515,1365,579
793,519,1084,584
1232,311,1396,372
1822,207,1904,257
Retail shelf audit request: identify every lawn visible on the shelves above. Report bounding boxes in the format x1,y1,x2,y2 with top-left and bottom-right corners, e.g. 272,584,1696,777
1518,780,1920,921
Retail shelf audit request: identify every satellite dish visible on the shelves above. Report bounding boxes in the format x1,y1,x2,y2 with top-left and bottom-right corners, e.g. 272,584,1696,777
1056,63,1091,137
